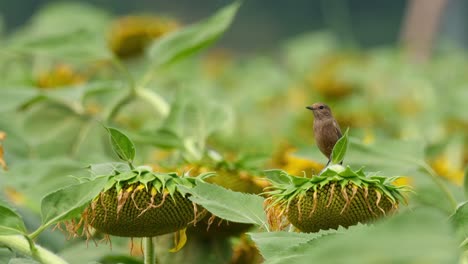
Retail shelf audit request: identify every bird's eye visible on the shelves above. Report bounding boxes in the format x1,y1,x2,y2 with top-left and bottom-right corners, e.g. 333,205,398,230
319,105,324,109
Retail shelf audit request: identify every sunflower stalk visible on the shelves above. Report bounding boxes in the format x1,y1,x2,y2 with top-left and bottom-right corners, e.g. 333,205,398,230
144,237,158,264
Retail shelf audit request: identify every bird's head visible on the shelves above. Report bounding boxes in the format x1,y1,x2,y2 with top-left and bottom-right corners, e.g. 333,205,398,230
306,102,333,120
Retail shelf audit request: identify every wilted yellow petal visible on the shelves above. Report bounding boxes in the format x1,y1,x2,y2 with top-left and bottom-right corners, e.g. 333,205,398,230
169,228,187,253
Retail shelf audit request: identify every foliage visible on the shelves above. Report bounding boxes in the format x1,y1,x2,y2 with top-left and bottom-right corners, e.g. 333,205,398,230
0,0,467,263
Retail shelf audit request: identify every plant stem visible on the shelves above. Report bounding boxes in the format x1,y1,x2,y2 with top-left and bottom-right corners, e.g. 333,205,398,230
0,235,68,264
135,87,170,117
103,86,169,123
29,225,47,240
144,237,156,264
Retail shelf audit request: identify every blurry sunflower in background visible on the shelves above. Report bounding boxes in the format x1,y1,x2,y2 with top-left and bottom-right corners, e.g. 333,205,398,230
306,54,358,99
108,15,180,59
36,63,87,89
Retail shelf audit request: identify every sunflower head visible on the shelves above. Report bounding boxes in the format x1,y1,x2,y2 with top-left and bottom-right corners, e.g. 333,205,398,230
108,15,179,59
65,166,211,238
264,165,408,232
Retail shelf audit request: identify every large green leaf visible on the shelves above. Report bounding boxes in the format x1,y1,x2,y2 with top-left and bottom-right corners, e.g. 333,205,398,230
0,204,26,235
451,201,468,242
7,2,111,60
127,129,183,149
158,93,233,158
40,176,108,229
0,89,38,113
147,1,241,68
263,209,458,264
181,181,267,227
249,230,338,260
20,102,108,160
2,158,88,213
8,258,40,264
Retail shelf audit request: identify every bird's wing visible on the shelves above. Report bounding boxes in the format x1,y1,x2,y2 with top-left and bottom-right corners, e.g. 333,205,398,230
333,120,342,138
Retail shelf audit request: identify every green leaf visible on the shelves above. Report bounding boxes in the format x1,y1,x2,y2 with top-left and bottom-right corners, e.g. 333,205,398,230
451,201,468,242
6,2,111,60
0,89,38,113
129,129,183,149
331,128,349,164
105,127,136,164
8,258,40,264
249,231,336,260
147,1,241,68
88,162,130,177
40,176,108,228
264,169,290,185
264,209,458,264
464,167,468,199
158,93,233,156
181,181,267,227
0,204,26,235
2,158,88,213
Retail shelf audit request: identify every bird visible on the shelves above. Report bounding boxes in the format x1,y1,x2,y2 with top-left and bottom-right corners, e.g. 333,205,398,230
306,103,342,166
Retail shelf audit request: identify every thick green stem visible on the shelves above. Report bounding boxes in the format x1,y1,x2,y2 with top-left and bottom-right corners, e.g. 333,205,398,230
144,237,156,264
135,87,170,117
0,235,68,264
103,87,169,123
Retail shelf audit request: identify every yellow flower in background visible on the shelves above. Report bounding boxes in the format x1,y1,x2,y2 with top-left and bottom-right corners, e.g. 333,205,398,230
362,129,376,145
36,64,86,89
273,147,324,177
393,176,412,187
4,187,26,206
108,15,179,59
202,49,233,79
306,55,356,98
431,155,464,185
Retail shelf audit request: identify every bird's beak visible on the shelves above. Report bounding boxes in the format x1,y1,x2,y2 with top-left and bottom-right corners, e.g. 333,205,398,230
306,106,314,111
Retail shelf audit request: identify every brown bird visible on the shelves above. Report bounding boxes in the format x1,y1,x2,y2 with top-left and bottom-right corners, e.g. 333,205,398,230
306,103,342,166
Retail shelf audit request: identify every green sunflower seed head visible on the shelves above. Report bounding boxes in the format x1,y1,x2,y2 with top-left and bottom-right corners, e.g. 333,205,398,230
264,165,409,232
82,165,208,237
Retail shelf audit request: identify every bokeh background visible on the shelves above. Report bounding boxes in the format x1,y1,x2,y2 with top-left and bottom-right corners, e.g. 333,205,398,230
0,1,467,263
2,0,468,52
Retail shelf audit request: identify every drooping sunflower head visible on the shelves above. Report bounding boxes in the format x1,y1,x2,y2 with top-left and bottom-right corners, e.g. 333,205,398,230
264,165,409,232
67,165,211,238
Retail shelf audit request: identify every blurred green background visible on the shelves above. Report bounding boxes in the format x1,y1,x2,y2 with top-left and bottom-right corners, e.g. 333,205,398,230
0,1,467,263
2,0,468,52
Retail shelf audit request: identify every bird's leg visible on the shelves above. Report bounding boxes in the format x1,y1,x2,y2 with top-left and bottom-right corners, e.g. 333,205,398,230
326,159,331,167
